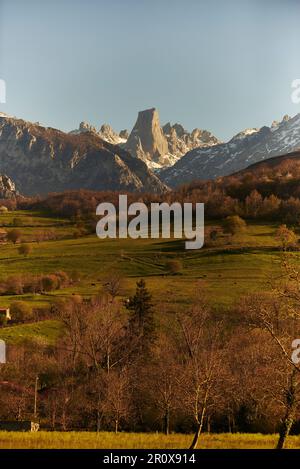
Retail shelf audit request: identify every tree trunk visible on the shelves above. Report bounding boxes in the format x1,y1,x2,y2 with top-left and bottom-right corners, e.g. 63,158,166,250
164,408,170,435
62,409,67,431
51,409,56,430
276,371,297,450
189,422,202,450
96,410,103,432
189,387,209,450
115,419,119,434
189,406,206,449
227,414,232,433
207,415,211,433
276,416,294,450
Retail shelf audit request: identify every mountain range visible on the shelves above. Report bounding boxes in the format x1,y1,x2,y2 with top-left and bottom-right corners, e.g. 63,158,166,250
0,108,300,197
71,107,221,170
0,113,166,196
161,114,300,186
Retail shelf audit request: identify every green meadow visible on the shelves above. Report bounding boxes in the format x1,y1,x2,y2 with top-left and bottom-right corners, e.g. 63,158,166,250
0,210,296,345
0,210,299,449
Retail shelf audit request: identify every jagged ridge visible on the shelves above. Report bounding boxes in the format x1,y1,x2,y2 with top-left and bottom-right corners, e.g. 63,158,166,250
160,114,300,186
0,115,168,195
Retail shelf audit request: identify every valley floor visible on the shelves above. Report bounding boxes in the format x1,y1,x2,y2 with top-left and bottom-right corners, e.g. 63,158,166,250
0,431,299,449
0,211,291,346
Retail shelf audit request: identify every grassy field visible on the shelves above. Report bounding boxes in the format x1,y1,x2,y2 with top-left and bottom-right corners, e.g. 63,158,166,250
0,209,298,345
0,320,62,345
0,210,299,449
0,431,299,449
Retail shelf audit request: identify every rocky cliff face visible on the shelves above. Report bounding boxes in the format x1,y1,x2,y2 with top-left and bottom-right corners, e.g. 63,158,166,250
0,115,167,195
162,122,221,165
0,174,18,199
98,124,127,145
70,121,127,145
161,114,300,187
124,108,221,169
125,108,169,167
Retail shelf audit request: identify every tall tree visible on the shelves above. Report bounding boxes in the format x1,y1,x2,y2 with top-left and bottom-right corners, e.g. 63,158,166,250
125,279,156,355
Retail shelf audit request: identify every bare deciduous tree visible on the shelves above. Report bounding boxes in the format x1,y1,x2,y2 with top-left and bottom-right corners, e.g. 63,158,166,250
177,301,224,449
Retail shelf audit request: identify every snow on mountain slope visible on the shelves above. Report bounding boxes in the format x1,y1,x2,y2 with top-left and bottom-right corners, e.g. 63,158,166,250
160,114,300,186
124,108,221,170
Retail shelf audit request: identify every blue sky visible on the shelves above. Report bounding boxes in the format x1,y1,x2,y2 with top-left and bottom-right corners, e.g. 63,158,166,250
0,0,300,141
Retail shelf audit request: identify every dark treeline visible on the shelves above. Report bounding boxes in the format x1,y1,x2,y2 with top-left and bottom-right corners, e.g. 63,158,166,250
5,162,300,225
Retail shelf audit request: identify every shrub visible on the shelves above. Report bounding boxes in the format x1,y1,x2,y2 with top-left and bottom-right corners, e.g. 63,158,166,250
165,259,183,275
23,276,41,294
210,229,218,241
5,275,23,295
41,275,59,292
7,228,22,244
18,243,32,257
275,224,298,251
223,215,247,235
103,270,124,298
10,301,33,323
55,271,69,288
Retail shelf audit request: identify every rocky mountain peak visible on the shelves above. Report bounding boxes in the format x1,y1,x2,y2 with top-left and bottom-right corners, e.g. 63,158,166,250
271,114,292,130
162,121,221,164
68,109,220,170
125,108,168,165
171,123,185,138
70,121,97,135
271,120,280,129
125,109,221,169
230,127,260,141
70,121,126,145
98,124,127,144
